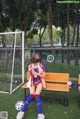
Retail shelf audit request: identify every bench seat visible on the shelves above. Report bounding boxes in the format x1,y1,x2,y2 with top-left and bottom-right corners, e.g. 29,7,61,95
22,82,69,92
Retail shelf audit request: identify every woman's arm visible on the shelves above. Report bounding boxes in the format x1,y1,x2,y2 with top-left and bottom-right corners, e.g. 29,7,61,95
37,71,45,78
37,71,46,88
41,78,46,88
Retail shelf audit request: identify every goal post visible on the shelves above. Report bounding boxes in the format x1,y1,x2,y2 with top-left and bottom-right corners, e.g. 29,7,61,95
0,30,24,94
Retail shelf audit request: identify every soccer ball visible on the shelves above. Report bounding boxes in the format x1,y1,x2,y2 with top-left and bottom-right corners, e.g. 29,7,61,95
15,101,24,111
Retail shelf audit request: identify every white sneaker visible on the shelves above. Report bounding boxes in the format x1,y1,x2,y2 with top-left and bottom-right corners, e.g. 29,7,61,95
38,114,45,119
16,111,24,119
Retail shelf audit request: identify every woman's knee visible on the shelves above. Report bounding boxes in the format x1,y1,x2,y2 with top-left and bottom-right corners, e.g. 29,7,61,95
30,94,35,98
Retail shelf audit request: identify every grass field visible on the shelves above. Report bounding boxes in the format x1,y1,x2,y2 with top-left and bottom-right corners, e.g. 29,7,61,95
0,62,80,119
0,84,80,119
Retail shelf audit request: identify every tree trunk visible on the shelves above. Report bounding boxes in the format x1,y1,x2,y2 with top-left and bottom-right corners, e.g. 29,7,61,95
71,4,77,47
21,0,32,47
48,0,53,47
75,5,79,65
67,4,70,64
71,24,76,47
61,28,65,63
48,0,54,56
39,27,46,47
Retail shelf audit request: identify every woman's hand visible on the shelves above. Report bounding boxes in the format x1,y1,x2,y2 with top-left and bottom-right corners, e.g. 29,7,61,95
43,83,47,88
32,70,38,77
32,70,41,77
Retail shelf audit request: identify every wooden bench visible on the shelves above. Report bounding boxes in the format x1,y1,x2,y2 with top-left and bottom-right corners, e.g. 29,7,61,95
22,72,70,106
78,74,80,92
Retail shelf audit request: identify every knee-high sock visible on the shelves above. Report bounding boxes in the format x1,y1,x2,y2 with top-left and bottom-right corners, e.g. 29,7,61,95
21,94,34,112
35,95,42,114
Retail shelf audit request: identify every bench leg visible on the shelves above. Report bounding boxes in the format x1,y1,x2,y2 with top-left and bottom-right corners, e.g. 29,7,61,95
63,93,68,106
78,93,80,107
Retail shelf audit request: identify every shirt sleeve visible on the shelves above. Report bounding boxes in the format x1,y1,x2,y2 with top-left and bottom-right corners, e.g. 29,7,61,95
28,64,32,72
39,63,45,72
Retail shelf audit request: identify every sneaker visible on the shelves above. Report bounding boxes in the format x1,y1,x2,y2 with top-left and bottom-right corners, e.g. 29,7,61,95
38,114,45,119
16,111,24,119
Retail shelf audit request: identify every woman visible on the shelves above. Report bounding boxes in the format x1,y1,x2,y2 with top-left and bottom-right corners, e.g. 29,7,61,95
16,53,46,119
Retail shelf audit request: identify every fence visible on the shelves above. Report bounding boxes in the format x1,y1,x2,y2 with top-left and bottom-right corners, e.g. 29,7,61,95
24,47,80,78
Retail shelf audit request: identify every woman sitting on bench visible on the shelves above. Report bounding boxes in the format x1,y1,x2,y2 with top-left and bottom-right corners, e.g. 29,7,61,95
16,53,46,119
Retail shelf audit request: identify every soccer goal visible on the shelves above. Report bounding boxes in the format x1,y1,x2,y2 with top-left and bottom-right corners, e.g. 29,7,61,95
0,30,24,94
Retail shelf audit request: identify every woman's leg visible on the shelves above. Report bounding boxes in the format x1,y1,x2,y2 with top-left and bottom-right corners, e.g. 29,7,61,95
16,85,35,119
21,94,34,112
21,85,35,112
34,83,45,119
34,83,43,114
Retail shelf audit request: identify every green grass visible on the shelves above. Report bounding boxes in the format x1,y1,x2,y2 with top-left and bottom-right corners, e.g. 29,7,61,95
0,74,22,92
0,86,80,119
0,61,80,119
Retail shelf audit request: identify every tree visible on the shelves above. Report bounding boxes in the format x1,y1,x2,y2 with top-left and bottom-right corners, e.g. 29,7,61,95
75,4,80,65
66,4,70,64
47,0,53,47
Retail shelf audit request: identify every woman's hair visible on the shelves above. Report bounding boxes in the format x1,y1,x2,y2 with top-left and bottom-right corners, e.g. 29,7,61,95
31,53,41,63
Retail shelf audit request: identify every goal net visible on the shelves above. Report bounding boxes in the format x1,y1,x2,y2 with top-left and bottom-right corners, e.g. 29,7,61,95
0,30,24,94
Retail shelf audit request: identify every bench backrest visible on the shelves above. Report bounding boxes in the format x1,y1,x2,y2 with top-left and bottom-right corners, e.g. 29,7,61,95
26,72,69,83
45,73,69,83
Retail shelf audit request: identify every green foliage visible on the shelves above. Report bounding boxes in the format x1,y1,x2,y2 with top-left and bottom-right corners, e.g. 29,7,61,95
42,26,62,44
31,29,38,35
27,32,33,39
0,1,80,48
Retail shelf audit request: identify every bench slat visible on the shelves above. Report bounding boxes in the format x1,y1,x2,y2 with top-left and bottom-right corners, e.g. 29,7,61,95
43,83,69,92
22,82,69,92
22,83,27,89
78,74,80,85
45,73,69,83
26,72,69,83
